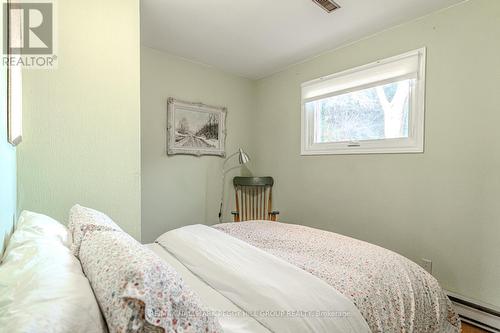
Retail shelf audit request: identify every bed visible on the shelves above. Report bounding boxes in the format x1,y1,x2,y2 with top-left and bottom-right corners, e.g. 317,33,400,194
1,206,461,333
150,222,461,333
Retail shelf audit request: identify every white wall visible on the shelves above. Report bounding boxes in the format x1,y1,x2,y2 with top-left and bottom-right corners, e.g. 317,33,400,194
254,0,500,308
141,47,256,243
18,0,142,239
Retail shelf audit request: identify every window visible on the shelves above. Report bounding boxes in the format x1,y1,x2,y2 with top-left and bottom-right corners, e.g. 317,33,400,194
301,48,426,155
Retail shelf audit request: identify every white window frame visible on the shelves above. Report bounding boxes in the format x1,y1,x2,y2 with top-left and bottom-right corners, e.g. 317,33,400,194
301,48,426,155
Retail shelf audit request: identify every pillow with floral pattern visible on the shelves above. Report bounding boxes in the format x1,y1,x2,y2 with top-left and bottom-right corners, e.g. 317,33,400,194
79,228,222,333
68,204,123,257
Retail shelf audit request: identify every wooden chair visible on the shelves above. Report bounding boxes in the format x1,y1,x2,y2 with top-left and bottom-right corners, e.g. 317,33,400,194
231,177,280,222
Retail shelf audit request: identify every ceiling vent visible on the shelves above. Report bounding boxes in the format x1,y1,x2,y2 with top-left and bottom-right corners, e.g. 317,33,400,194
312,0,341,13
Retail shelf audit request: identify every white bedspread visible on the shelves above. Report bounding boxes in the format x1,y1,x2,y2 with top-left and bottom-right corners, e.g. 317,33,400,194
146,243,270,333
156,224,371,333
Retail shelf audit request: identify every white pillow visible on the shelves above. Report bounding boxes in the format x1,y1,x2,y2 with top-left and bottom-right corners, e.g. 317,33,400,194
5,211,71,252
0,211,107,333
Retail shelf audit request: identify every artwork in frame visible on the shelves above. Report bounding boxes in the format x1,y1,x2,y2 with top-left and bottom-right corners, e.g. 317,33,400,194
167,98,227,157
6,0,23,146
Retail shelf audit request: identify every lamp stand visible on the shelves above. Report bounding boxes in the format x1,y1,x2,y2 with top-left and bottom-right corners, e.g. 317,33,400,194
218,148,250,223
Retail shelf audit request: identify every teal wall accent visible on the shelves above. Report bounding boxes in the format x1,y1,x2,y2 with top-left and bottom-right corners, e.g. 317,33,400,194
0,13,17,256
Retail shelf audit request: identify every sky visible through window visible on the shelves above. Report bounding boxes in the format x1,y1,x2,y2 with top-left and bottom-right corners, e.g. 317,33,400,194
307,79,411,143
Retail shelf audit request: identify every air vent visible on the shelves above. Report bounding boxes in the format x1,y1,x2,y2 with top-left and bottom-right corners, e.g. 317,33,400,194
312,0,341,13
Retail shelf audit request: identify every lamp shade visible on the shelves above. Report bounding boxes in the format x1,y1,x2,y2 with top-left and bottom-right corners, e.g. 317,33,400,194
238,148,250,165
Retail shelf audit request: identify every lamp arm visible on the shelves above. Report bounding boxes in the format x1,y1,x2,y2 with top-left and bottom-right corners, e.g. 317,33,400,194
222,165,241,175
222,151,240,173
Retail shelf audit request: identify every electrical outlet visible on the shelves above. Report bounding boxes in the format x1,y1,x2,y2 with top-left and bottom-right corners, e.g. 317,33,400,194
421,259,433,274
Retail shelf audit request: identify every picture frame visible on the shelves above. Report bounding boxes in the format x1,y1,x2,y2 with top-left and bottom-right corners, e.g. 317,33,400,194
167,98,226,157
6,0,23,146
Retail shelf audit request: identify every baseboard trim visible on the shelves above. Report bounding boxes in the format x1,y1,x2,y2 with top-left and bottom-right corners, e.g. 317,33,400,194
461,315,500,333
446,291,500,332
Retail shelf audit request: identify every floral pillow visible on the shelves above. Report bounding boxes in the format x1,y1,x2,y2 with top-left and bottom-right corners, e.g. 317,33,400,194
68,204,123,256
79,229,222,333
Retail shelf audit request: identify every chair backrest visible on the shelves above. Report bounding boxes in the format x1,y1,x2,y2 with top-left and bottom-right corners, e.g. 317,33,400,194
233,177,275,222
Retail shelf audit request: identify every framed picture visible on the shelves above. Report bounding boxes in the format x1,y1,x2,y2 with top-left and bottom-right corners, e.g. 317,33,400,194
167,98,226,157
6,0,23,146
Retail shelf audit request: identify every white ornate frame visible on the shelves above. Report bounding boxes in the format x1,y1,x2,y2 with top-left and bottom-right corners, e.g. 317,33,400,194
167,98,227,157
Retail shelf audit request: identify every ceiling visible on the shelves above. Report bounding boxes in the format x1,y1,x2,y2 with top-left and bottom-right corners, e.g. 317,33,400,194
141,0,465,79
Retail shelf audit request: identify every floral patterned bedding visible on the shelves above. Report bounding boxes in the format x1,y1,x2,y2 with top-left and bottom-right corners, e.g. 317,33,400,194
69,205,222,333
213,221,461,333
79,229,222,333
68,204,123,257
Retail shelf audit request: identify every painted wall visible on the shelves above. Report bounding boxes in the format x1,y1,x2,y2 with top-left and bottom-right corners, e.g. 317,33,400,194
254,0,500,308
18,0,142,239
0,13,17,256
141,47,256,243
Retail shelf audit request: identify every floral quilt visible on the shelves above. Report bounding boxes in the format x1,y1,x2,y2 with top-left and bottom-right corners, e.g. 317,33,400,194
214,221,461,333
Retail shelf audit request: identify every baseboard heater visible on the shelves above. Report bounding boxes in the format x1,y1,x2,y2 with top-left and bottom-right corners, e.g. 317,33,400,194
447,291,500,332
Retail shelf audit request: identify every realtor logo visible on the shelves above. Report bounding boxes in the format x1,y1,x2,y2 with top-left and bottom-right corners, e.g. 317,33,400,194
3,0,56,68
3,2,53,54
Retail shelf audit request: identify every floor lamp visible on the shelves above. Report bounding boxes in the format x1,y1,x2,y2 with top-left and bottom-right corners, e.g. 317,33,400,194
219,148,250,222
